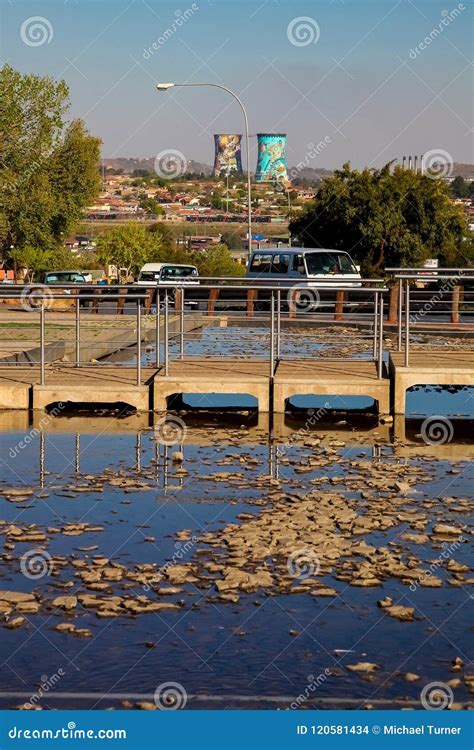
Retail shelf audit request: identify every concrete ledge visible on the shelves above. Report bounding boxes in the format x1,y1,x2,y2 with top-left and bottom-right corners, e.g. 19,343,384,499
0,383,30,410
33,384,150,412
153,375,270,412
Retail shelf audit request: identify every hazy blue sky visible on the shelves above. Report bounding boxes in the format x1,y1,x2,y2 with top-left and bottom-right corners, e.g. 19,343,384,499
1,0,473,171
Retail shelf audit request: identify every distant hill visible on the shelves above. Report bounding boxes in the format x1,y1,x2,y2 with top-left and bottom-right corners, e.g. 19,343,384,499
102,157,213,175
451,163,474,179
103,157,473,181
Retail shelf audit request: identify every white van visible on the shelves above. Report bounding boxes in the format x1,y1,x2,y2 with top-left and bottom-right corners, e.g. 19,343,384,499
246,248,361,287
137,262,199,286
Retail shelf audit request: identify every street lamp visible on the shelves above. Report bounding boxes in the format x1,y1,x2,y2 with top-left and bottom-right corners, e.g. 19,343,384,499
156,82,252,254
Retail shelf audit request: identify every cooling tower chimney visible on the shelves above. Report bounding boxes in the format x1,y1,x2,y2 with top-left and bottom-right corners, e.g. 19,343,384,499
255,133,288,183
213,134,243,177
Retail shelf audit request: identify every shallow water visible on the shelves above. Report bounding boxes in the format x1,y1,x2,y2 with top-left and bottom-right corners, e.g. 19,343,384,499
0,415,472,710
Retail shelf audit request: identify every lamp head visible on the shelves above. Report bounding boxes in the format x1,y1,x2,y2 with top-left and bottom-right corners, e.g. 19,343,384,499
156,82,175,91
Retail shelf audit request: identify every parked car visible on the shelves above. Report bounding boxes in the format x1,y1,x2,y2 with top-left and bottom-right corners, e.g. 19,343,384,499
38,270,87,286
137,263,200,307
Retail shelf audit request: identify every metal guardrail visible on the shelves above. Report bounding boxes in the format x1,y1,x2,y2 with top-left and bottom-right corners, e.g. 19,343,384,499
0,282,386,385
388,270,474,367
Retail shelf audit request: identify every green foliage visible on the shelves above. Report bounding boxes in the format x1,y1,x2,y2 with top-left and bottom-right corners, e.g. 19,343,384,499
10,245,81,282
139,197,164,215
289,162,470,273
450,175,473,199
195,245,245,277
220,230,243,250
0,65,101,260
96,224,164,277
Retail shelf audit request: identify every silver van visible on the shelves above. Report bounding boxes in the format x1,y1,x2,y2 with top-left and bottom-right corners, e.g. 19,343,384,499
246,248,361,287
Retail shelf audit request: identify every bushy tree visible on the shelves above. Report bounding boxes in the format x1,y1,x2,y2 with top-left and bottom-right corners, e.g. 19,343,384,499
290,162,471,274
0,65,101,259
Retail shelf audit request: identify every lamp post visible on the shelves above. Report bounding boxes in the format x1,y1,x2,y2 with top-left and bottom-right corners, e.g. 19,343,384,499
156,82,252,254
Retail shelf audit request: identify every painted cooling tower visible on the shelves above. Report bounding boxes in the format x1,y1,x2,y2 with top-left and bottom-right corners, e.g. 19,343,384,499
213,134,243,177
255,133,288,183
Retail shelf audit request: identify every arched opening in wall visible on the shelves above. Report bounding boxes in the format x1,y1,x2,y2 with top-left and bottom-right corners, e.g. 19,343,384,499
165,392,260,426
404,385,474,444
44,401,137,418
284,394,379,428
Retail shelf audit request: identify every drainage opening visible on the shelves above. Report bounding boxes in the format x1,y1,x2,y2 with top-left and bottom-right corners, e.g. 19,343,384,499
285,395,379,428
45,401,137,417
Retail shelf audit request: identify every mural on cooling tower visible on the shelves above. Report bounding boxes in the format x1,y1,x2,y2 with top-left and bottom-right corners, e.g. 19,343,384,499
255,133,288,183
213,134,243,176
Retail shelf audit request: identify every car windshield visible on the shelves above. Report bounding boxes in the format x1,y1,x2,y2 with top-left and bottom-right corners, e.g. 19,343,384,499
305,252,356,275
160,266,197,279
46,273,85,283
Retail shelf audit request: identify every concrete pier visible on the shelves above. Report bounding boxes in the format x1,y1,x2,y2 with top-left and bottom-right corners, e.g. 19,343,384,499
273,360,390,415
154,359,270,412
389,351,474,414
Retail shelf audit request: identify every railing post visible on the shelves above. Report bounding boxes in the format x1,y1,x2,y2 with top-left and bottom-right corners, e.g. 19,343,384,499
116,287,127,315
136,299,141,386
246,288,256,317
75,296,80,367
378,293,384,379
144,287,154,314
451,285,460,324
276,289,281,360
269,291,275,377
372,292,378,361
164,293,169,376
334,290,345,321
155,290,161,368
397,278,403,351
175,287,184,359
207,288,219,316
404,280,410,367
40,303,45,385
387,280,398,324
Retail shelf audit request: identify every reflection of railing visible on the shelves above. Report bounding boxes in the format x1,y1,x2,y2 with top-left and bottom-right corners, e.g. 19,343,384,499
387,269,474,367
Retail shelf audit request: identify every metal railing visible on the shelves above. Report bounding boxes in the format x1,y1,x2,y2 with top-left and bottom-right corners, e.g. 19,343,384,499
0,281,387,384
388,270,474,366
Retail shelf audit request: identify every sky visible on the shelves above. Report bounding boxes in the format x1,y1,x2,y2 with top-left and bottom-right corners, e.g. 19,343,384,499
1,0,473,172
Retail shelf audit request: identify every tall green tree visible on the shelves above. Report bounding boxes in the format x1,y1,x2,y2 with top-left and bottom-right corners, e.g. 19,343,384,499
0,65,101,258
290,162,471,274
